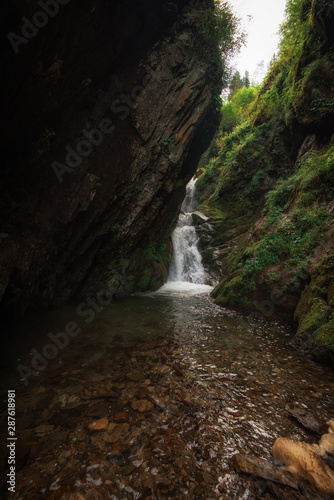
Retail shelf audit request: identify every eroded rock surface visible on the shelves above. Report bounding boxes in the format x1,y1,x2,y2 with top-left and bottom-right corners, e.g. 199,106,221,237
0,0,220,314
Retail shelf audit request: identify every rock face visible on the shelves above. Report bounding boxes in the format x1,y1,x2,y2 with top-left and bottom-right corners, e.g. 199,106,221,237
196,0,334,364
191,211,219,283
0,0,221,313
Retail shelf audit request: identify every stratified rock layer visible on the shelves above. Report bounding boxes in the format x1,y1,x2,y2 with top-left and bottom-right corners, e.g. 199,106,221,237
0,0,220,313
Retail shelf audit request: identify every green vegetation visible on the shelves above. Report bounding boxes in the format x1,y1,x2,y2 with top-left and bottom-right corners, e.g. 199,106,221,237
105,237,172,296
239,145,334,287
219,85,259,134
130,239,172,292
155,134,177,160
198,0,334,363
199,1,246,90
252,0,334,127
295,254,334,360
201,1,244,55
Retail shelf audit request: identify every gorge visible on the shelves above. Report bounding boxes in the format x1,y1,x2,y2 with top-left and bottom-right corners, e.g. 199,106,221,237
0,0,224,314
1,175,333,500
1,0,334,499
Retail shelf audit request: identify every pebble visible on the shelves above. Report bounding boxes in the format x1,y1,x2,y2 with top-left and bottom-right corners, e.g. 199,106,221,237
113,411,130,423
131,399,155,412
10,330,334,500
88,417,109,431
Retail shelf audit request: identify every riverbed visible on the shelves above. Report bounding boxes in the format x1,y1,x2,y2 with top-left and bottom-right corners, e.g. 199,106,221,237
1,284,333,499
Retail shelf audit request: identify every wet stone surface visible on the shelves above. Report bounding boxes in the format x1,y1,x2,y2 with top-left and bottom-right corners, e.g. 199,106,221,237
1,292,334,499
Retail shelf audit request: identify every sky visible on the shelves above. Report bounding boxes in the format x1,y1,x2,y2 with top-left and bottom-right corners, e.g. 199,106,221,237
228,0,288,83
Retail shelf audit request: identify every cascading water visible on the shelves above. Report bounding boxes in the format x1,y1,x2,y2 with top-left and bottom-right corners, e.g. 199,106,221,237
168,178,206,285
153,177,212,295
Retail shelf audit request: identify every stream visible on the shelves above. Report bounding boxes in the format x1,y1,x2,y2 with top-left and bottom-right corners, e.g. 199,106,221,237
1,181,333,500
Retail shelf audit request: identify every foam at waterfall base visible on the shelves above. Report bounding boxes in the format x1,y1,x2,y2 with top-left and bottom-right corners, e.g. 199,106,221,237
154,281,213,296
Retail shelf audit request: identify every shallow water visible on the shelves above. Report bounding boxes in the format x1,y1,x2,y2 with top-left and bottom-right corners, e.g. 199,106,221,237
1,287,333,499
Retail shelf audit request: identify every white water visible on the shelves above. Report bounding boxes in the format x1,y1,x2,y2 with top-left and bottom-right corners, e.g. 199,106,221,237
155,281,212,296
162,178,212,295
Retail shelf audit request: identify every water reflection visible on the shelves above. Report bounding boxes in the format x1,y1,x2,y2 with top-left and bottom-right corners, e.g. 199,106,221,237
1,290,333,499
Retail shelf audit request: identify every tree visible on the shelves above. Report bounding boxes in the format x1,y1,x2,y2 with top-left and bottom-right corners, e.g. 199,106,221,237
220,85,259,133
241,70,250,88
200,1,246,87
228,71,242,99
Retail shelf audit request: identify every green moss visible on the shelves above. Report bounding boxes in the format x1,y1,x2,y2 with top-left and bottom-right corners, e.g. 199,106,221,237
315,323,334,350
137,269,151,290
293,254,334,361
295,300,327,337
201,141,333,314
197,0,334,361
124,238,172,293
107,276,121,294
124,280,136,294
213,273,252,307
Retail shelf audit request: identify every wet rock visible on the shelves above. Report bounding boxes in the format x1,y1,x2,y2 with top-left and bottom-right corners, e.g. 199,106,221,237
70,427,86,442
56,393,81,407
131,399,155,412
273,432,334,497
83,401,111,418
202,471,215,484
90,373,107,383
8,313,334,500
0,0,220,314
108,442,129,456
105,423,129,443
127,372,146,382
88,418,109,431
157,483,170,495
113,411,130,423
288,408,329,435
34,424,55,437
229,453,299,490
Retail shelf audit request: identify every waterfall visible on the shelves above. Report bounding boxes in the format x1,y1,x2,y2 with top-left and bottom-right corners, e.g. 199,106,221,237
168,178,206,284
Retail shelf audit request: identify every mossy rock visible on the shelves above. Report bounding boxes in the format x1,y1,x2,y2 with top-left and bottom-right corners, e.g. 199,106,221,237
315,322,334,350
213,273,252,308
137,269,151,290
295,299,327,337
294,254,334,364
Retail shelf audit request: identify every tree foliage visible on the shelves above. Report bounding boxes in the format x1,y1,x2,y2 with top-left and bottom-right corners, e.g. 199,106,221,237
200,1,246,85
228,71,242,99
202,1,245,56
252,0,334,125
228,70,251,99
219,82,259,134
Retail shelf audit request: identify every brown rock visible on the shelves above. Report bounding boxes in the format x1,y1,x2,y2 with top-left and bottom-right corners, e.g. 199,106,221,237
229,453,299,490
91,373,107,383
288,408,329,435
109,442,127,456
34,425,54,437
113,411,130,423
105,423,129,443
88,417,108,431
131,399,154,412
203,471,215,484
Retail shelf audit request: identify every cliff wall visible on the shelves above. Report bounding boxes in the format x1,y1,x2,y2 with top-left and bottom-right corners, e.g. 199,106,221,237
197,0,334,365
0,0,221,313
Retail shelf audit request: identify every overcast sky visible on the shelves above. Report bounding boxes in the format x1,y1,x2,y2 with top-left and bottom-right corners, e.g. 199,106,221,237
228,0,288,83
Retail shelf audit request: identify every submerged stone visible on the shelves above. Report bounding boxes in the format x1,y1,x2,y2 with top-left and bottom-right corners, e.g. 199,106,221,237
131,399,155,413
88,418,109,432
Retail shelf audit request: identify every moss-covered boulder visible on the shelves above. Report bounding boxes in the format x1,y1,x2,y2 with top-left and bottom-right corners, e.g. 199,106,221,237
294,254,334,364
